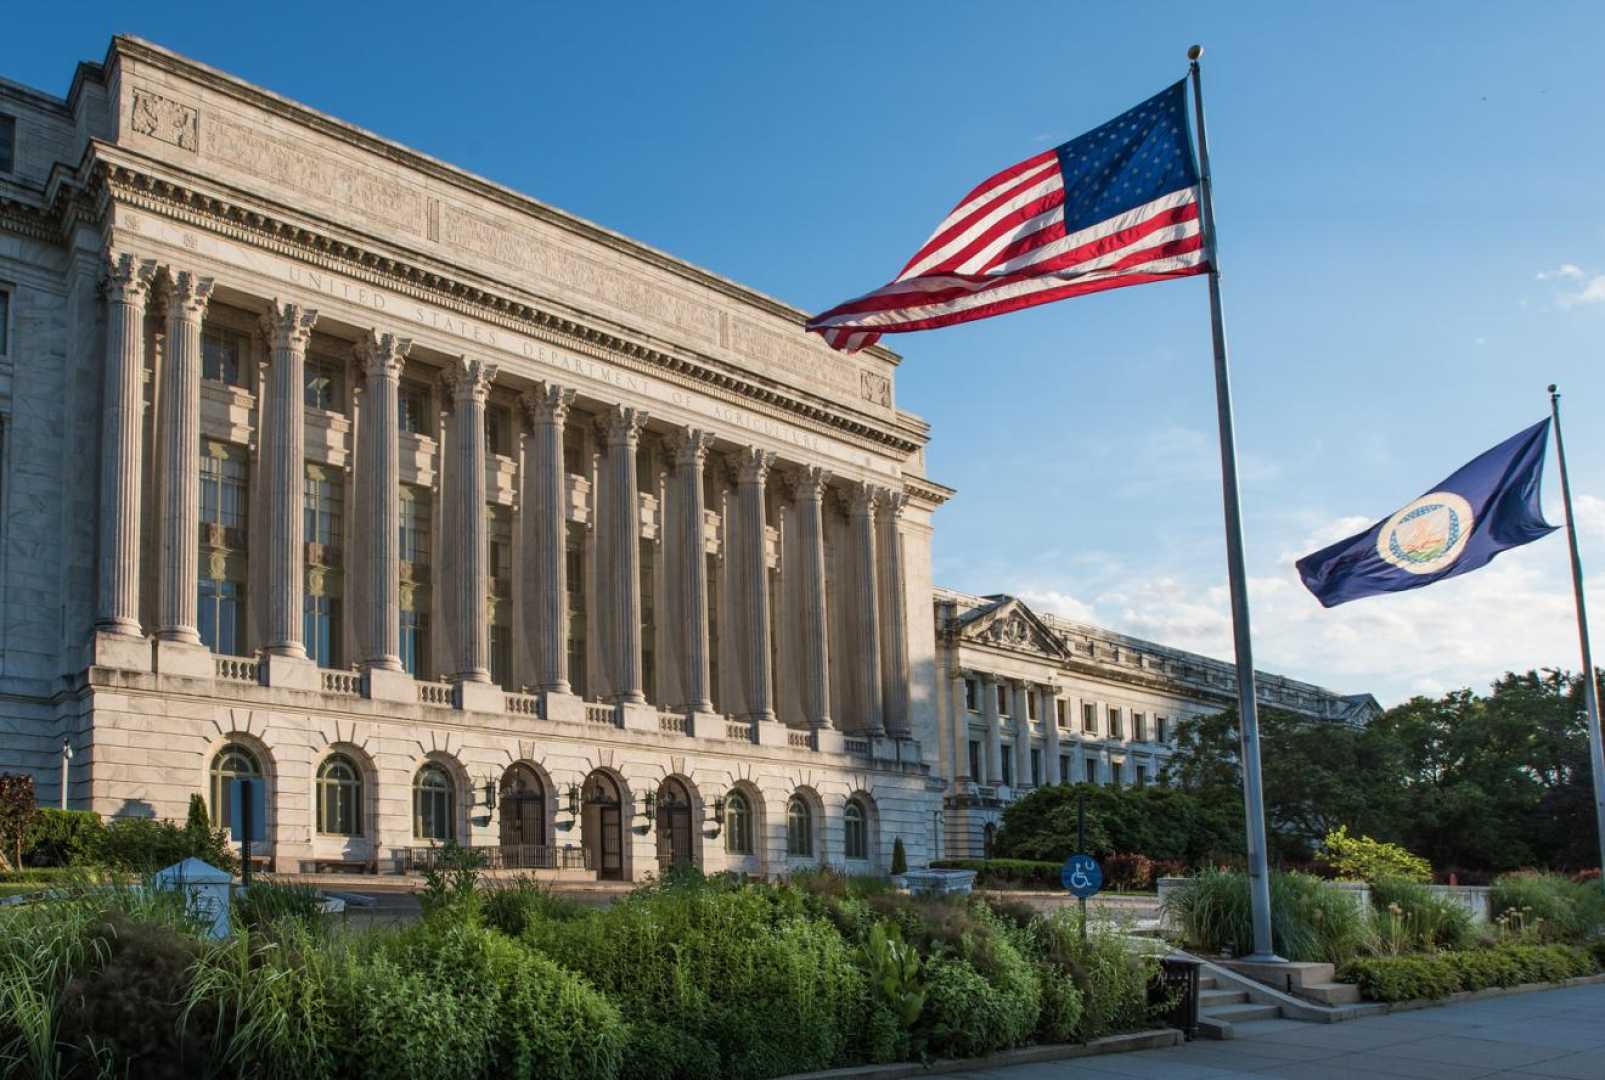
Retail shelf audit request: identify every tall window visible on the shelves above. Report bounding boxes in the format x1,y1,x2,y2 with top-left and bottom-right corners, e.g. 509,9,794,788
568,525,588,697
964,678,978,712
844,799,868,860
786,796,812,857
1000,747,1013,789
1135,764,1149,789
316,755,363,836
1031,748,1042,786
1086,757,1100,784
484,405,507,456
0,289,9,355
400,611,429,678
413,763,455,842
1058,754,1071,782
1082,702,1097,734
641,539,656,702
1111,762,1124,788
996,684,1008,715
1109,708,1124,740
305,594,340,669
398,382,431,436
968,740,981,781
1027,693,1037,721
304,356,344,411
200,444,249,533
208,743,261,830
199,579,245,656
304,465,344,547
1134,713,1147,742
489,625,512,691
725,790,753,855
1156,716,1169,744
704,553,719,711
399,486,431,565
0,114,14,174
201,328,248,387
1056,699,1067,727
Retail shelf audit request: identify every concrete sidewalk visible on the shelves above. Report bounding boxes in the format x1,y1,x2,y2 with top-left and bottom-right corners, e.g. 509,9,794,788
944,983,1605,1079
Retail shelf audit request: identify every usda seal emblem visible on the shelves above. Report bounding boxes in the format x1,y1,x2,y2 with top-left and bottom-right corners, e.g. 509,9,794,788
1377,492,1474,575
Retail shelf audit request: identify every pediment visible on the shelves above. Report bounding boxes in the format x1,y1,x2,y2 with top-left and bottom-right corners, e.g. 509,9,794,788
954,596,1069,659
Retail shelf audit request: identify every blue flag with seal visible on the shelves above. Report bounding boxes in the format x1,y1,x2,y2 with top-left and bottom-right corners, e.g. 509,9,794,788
1296,419,1558,608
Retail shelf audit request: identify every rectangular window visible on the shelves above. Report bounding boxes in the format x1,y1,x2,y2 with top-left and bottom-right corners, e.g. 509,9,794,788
997,684,1008,715
568,524,589,698
1082,702,1097,734
399,486,431,566
488,505,513,593
198,579,246,656
1110,707,1124,740
201,328,247,387
1000,747,1013,789
1136,764,1149,789
398,382,431,436
305,594,340,668
1156,716,1169,743
200,445,249,531
1086,757,1100,784
304,356,344,411
1058,754,1071,781
1111,762,1124,788
1134,712,1147,742
0,289,9,356
400,611,429,677
641,539,657,702
964,678,978,712
968,740,981,781
0,114,14,174
1030,748,1042,786
490,624,512,691
304,465,344,547
1027,693,1037,721
1056,699,1066,727
485,405,507,456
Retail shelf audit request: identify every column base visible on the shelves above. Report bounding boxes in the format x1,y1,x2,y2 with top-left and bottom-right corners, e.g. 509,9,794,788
455,680,504,713
262,653,318,690
753,720,788,748
541,691,585,724
619,702,658,733
366,665,414,704
813,727,847,754
84,630,152,673
153,638,214,679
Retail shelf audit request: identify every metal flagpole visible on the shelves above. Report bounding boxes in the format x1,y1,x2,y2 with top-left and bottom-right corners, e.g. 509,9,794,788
1188,44,1282,962
1547,385,1605,891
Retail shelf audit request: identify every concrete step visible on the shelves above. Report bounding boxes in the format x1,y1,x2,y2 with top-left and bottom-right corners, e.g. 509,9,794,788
1295,981,1361,1006
1197,973,1217,990
1198,988,1248,1008
1201,1002,1281,1024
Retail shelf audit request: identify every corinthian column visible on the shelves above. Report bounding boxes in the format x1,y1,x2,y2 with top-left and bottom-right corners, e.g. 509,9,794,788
1043,685,1062,783
357,331,410,670
603,405,648,704
1011,679,1031,788
443,357,498,683
734,448,777,723
260,301,318,658
879,489,912,737
794,466,833,730
520,382,575,693
850,483,885,736
96,253,155,638
670,427,715,712
156,269,214,644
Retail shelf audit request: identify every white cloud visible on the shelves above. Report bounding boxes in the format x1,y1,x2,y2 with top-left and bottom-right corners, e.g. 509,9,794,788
1536,264,1584,281
1572,494,1605,544
1557,274,1605,308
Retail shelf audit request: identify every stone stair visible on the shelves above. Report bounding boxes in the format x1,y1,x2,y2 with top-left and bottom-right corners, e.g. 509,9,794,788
1223,961,1361,1007
1196,969,1282,1037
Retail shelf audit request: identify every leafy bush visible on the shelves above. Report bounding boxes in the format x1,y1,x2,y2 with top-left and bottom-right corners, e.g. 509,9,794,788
0,773,38,871
1340,953,1460,1001
1162,868,1374,964
994,783,1242,867
891,836,908,875
1102,853,1156,892
23,808,107,867
1321,826,1431,883
915,936,1043,1061
480,877,589,937
1370,877,1476,952
1491,872,1605,942
93,798,236,875
1341,943,1598,1001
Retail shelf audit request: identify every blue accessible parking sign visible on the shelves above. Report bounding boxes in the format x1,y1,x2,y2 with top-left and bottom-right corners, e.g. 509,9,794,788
1061,853,1102,898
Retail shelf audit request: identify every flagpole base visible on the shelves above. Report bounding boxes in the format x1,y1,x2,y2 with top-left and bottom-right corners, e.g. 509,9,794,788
1240,953,1288,965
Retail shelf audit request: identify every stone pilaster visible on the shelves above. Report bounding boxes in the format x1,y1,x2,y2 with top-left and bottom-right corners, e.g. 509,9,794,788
156,269,214,645
260,301,318,659
669,427,716,713
357,331,410,674
520,382,575,694
950,670,970,782
794,466,833,731
603,405,648,704
733,447,777,724
1043,685,1062,784
95,253,155,639
980,672,1003,784
443,357,498,684
879,489,911,738
850,483,885,736
1011,680,1031,788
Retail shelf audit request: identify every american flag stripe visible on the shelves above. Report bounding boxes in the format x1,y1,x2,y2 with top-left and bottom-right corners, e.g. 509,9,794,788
809,80,1206,353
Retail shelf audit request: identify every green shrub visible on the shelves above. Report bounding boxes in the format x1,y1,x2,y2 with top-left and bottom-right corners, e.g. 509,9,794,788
1030,909,1159,1041
1162,868,1374,964
929,858,1063,889
918,956,1024,1059
1341,943,1598,1002
93,806,236,875
232,878,327,934
23,809,107,867
1491,872,1605,942
1321,826,1431,883
1340,953,1459,1001
481,877,589,937
1370,877,1476,952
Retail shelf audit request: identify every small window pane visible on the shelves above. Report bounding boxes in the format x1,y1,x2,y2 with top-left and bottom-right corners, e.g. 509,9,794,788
725,792,752,855
209,744,261,829
413,764,455,842
202,330,246,387
786,797,812,857
0,291,9,355
304,357,344,411
317,755,363,836
0,115,14,175
844,801,867,860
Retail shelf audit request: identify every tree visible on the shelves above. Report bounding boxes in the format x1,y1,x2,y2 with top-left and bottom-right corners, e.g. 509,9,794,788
993,783,1242,867
0,773,40,871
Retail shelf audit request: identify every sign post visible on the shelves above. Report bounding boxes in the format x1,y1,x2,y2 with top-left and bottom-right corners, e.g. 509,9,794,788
1063,791,1103,940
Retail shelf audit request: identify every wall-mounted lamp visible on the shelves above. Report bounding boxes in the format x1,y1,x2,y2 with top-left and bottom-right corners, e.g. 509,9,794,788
708,795,726,838
565,783,581,818
642,790,657,821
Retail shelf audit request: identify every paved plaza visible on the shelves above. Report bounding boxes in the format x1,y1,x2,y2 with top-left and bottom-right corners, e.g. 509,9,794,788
949,984,1605,1079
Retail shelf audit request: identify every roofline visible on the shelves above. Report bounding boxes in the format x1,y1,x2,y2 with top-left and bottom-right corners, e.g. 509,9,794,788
104,35,905,369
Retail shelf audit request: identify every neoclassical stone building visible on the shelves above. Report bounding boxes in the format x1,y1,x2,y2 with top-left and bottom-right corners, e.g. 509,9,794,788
0,38,953,879
934,589,1379,857
0,38,1372,880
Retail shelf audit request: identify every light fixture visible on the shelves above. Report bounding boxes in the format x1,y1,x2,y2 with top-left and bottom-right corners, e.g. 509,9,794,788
566,783,580,818
642,790,657,820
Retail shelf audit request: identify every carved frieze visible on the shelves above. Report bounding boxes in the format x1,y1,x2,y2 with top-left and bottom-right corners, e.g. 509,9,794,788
131,88,198,152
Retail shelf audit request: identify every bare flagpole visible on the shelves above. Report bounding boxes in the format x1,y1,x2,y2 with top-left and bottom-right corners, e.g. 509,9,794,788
1188,44,1283,962
1548,385,1605,890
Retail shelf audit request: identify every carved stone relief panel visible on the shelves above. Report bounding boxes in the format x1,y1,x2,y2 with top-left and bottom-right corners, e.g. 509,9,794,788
131,88,198,152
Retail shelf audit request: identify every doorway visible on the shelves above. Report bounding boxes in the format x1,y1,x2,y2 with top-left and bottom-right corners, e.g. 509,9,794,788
499,764,547,868
582,770,625,881
656,777,695,872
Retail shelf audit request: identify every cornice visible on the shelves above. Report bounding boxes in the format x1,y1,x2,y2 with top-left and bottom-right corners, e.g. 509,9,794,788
86,150,927,459
903,474,956,510
108,35,904,369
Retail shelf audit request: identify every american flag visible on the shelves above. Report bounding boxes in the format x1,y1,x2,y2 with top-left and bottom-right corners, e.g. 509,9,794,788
806,80,1209,353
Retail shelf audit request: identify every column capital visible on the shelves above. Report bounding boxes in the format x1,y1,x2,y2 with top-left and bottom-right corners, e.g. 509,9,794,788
357,330,411,376
850,481,882,516
161,268,214,318
259,300,318,351
881,487,909,520
600,403,648,447
793,465,832,500
979,671,998,685
730,446,776,485
101,252,156,304
442,355,498,403
668,426,716,467
520,380,576,425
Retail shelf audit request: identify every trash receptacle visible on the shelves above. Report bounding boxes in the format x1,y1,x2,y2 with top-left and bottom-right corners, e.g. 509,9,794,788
1150,955,1200,1039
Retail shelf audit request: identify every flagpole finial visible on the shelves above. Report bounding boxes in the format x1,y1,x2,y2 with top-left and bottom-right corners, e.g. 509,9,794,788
1548,383,1559,395
1188,44,1204,62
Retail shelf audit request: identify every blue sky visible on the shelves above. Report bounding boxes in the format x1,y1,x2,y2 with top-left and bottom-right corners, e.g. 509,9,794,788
9,2,1604,703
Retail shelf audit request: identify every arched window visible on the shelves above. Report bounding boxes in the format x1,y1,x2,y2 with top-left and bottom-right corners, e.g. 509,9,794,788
786,796,812,858
725,791,753,855
413,763,456,842
844,799,867,860
316,754,364,837
208,743,261,830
